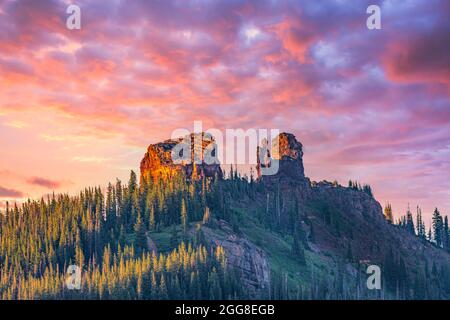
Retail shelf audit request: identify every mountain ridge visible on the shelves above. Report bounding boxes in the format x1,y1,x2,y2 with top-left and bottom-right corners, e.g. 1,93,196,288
139,132,450,299
0,132,448,300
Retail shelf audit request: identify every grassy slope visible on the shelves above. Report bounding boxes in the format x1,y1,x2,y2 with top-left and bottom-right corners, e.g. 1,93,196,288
237,209,328,291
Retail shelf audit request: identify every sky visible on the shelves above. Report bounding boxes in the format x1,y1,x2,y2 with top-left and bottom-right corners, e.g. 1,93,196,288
0,0,449,224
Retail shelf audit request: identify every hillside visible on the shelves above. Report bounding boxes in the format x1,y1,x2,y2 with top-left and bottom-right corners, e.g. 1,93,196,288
0,133,449,300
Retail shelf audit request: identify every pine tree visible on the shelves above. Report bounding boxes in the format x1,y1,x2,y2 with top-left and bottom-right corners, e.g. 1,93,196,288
362,184,373,197
415,206,423,239
159,274,168,299
432,208,443,247
115,179,123,218
202,207,211,225
427,227,433,242
170,225,179,248
346,243,353,262
134,212,147,252
128,170,137,194
75,245,85,268
181,198,187,232
144,185,155,231
292,223,306,265
384,203,393,223
443,216,449,252
406,205,415,235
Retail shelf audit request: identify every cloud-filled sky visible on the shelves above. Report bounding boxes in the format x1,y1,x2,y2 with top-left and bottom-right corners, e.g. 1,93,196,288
0,0,449,224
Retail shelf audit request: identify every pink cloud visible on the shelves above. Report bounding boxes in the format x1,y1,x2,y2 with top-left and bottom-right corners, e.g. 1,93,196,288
27,177,62,189
384,28,450,89
0,186,24,198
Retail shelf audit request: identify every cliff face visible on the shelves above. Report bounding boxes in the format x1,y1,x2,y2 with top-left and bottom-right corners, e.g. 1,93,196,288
258,133,383,218
256,133,387,261
272,132,305,177
140,133,223,182
202,221,270,299
257,132,306,182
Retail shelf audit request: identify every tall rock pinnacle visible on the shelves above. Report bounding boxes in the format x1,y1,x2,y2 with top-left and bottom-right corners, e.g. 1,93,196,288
257,132,305,181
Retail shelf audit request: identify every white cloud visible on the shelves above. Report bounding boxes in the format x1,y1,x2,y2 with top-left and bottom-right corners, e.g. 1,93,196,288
245,27,260,39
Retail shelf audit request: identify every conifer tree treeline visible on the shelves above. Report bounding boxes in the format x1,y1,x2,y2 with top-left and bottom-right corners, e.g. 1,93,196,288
0,171,244,300
1,167,449,300
348,180,373,197
393,205,450,252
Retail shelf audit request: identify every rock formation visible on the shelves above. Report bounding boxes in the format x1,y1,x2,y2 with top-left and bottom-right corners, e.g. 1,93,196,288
257,132,306,181
140,133,223,182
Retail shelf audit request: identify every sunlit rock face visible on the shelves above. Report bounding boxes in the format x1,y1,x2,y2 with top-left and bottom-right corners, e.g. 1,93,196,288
257,132,306,181
140,133,223,182
272,132,305,178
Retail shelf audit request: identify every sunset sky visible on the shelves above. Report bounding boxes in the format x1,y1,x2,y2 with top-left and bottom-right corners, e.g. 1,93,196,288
0,0,449,224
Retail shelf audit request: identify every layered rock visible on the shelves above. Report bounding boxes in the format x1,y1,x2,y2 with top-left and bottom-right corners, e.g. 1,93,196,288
140,133,223,182
257,132,306,181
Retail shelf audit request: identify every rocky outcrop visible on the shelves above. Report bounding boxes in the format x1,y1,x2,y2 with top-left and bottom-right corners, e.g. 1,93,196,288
140,133,223,182
310,183,384,221
273,132,305,179
257,132,306,182
202,221,270,299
